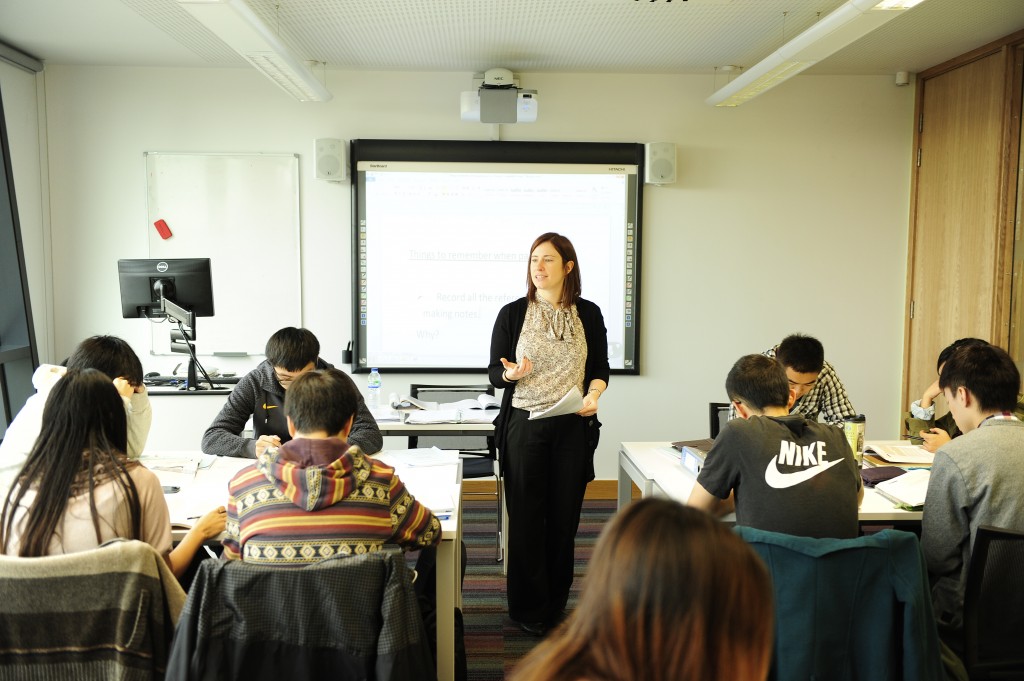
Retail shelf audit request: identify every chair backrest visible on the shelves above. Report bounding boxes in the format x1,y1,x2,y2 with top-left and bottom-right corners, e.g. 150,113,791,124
409,384,495,460
709,401,730,438
166,551,435,681
735,526,942,681
0,539,185,680
963,524,1024,678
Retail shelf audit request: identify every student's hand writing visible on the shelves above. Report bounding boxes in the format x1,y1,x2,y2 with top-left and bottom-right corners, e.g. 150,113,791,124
112,377,135,398
918,427,951,453
500,356,533,382
920,379,942,409
190,506,227,540
255,435,281,456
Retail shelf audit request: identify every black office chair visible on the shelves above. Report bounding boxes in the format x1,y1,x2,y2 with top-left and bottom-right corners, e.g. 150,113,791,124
408,384,502,562
962,525,1024,680
709,401,730,439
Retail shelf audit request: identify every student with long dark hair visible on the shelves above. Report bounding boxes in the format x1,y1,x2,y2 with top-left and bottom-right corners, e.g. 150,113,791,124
510,499,774,681
0,369,224,577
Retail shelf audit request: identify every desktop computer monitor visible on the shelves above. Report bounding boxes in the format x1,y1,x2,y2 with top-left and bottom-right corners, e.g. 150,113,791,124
117,258,215,390
117,258,214,320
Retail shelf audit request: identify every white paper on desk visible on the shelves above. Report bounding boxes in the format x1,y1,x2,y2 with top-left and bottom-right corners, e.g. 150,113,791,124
374,447,458,468
417,490,456,515
151,468,196,524
369,406,401,422
139,452,219,471
394,466,460,514
528,386,584,420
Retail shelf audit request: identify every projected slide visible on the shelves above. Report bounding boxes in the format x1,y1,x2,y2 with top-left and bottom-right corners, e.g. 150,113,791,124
352,141,642,373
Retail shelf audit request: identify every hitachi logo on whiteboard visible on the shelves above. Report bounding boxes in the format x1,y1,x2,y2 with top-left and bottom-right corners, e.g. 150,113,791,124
608,166,626,171
368,163,388,169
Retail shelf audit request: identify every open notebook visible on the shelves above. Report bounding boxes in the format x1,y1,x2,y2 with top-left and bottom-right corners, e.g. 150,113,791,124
873,468,930,509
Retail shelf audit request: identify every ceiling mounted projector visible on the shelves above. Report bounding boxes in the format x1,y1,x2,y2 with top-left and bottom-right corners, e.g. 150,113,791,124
460,68,538,124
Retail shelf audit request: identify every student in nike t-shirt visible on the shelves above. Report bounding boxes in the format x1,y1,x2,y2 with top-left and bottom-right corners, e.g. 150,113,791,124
688,354,863,539
201,327,382,458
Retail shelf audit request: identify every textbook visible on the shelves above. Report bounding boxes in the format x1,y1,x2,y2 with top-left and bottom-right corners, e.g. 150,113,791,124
865,440,934,465
874,468,931,509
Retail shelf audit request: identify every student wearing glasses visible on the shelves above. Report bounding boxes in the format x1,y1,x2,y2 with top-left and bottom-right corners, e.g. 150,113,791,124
761,333,856,427
201,327,382,457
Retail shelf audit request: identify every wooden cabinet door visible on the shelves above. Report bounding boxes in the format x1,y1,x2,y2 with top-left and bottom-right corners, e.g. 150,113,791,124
903,50,1016,423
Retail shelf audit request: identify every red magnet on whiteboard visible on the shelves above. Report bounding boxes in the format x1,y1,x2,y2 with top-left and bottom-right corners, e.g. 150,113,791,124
154,219,172,240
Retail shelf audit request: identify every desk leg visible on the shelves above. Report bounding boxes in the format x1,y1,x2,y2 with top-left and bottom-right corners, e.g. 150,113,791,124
437,536,455,681
618,449,651,509
501,477,510,577
617,453,632,510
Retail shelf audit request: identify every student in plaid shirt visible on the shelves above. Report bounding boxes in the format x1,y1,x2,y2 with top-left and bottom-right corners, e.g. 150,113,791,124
762,333,857,427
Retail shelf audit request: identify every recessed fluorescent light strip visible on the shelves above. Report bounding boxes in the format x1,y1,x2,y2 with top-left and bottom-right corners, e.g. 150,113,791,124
178,0,332,102
706,0,928,107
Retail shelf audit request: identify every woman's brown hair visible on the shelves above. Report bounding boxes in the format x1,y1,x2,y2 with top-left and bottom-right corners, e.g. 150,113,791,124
511,498,774,681
526,232,582,308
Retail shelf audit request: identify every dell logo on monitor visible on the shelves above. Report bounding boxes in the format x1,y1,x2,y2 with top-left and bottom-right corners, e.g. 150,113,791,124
157,261,169,273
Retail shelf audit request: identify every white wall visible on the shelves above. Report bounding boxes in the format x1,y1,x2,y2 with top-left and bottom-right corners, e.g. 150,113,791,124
15,65,914,478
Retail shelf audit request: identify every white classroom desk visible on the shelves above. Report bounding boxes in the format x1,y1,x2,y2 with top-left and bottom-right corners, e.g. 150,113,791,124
618,442,924,523
150,451,464,681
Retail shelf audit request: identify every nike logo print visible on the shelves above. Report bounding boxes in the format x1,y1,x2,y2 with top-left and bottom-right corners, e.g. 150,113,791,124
262,404,279,410
765,457,843,489
764,439,844,489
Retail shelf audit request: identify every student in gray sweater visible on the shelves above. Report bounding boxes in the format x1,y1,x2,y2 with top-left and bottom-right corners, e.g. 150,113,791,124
921,343,1024,662
201,328,382,457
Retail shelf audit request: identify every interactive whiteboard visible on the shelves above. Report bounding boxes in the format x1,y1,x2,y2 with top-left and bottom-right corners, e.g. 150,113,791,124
352,140,642,374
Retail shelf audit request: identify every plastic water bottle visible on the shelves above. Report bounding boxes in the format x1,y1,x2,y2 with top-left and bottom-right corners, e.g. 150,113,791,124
367,368,382,408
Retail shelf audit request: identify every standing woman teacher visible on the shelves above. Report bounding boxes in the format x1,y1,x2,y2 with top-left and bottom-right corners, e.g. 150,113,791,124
489,232,609,636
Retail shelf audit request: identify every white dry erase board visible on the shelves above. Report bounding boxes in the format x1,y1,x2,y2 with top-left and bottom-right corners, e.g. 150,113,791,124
145,152,301,356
